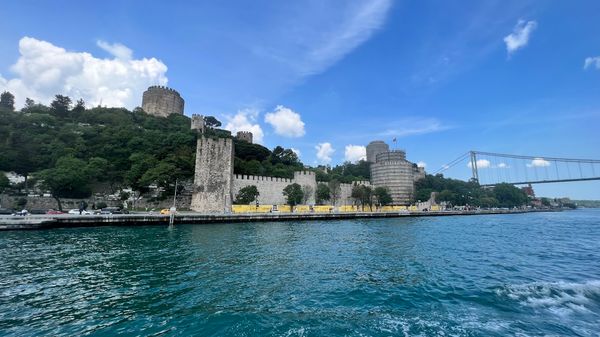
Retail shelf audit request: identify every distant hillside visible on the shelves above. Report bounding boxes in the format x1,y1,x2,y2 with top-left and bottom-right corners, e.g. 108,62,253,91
573,200,600,208
0,95,370,205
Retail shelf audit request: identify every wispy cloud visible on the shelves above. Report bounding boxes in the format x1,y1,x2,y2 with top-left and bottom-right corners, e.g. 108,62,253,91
252,0,392,79
378,117,452,137
301,0,392,76
584,56,600,70
504,20,537,56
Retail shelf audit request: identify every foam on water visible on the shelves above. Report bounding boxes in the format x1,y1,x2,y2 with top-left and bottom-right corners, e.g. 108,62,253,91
497,280,600,315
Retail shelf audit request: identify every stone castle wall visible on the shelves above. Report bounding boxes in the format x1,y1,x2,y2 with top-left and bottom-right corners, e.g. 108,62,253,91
337,181,371,206
233,171,318,205
190,137,234,213
233,175,293,205
142,86,185,117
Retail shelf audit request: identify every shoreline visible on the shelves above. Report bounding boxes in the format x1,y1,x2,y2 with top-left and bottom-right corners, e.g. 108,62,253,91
0,209,560,231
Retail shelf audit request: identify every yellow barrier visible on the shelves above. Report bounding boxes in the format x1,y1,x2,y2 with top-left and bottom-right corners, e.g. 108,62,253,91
430,205,441,211
313,205,334,213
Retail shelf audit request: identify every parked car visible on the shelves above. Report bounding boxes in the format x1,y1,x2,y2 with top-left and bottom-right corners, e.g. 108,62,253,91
46,209,65,214
160,208,171,215
29,209,47,215
13,209,29,216
100,207,129,215
68,209,92,215
0,208,15,215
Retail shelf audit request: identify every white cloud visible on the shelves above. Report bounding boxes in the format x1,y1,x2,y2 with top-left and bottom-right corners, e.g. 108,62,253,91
315,142,334,164
344,145,366,162
497,162,509,168
417,161,427,168
300,0,393,76
0,37,168,109
527,158,550,167
264,105,305,137
97,40,133,60
224,108,265,144
504,20,537,55
467,159,491,169
291,148,301,158
584,56,600,70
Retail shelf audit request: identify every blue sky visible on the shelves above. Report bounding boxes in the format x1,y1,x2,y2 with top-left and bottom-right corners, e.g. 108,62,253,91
1,0,599,199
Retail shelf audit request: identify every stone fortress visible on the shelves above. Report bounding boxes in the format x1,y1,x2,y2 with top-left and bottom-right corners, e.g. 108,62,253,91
189,119,422,213
142,86,185,117
143,85,426,212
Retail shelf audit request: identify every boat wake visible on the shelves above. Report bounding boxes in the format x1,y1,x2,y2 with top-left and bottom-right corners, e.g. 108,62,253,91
496,280,600,316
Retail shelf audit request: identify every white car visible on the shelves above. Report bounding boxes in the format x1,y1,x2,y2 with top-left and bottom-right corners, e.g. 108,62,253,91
68,209,92,215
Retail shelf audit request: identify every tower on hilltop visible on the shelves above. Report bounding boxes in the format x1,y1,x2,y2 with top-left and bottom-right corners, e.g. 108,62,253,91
141,85,184,118
235,131,253,143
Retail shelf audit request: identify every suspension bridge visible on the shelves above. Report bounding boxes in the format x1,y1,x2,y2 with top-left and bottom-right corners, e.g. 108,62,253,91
435,151,600,187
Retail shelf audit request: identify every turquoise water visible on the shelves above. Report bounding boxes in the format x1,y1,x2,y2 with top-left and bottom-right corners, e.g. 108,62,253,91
1,210,600,336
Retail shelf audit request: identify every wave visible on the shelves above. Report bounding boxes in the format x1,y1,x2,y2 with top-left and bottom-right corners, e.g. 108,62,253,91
496,280,600,316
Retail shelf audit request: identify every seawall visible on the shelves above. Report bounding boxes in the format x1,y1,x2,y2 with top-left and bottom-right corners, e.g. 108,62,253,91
0,209,557,231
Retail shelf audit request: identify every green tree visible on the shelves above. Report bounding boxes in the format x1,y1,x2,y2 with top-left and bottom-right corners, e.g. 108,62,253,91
328,180,341,205
374,187,392,206
352,185,373,211
283,183,303,209
315,183,331,205
235,185,260,204
0,91,15,111
0,173,9,193
125,153,158,199
72,98,85,114
36,156,93,210
204,116,222,128
493,183,528,208
301,185,313,204
50,94,72,118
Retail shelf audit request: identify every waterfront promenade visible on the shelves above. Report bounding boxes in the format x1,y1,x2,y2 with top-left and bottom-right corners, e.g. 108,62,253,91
0,209,552,230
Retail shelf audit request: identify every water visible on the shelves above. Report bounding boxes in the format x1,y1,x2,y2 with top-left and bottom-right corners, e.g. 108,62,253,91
1,210,600,336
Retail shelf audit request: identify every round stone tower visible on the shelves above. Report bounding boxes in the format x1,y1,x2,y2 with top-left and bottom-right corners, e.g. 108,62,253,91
141,86,184,118
366,140,390,163
370,150,424,205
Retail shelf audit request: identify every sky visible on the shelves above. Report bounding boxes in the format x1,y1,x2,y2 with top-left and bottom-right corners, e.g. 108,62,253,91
1,0,599,199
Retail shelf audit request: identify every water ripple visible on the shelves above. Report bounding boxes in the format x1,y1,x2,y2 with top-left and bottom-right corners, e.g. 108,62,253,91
1,210,599,336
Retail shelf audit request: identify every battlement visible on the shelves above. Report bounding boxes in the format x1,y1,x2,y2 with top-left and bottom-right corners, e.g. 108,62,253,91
338,180,371,187
234,174,293,184
146,85,182,96
293,170,316,177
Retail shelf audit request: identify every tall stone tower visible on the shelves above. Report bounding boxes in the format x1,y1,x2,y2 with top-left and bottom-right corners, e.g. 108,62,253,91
235,131,253,143
366,141,389,163
141,86,185,117
191,114,205,132
370,149,425,205
190,136,234,213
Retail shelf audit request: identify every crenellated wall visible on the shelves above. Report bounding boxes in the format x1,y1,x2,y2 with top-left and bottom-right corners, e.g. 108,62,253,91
232,171,317,205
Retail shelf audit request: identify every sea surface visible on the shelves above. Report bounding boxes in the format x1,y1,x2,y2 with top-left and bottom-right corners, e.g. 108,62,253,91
1,210,600,336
